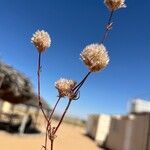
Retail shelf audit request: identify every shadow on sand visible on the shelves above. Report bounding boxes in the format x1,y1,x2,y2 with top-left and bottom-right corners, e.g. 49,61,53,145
0,121,40,134
82,133,111,150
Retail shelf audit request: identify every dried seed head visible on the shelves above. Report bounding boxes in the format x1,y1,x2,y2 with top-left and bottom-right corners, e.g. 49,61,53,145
104,0,126,11
80,44,109,72
55,78,77,99
31,30,51,52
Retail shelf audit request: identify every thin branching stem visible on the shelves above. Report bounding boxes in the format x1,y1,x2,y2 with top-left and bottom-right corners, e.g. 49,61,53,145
73,71,91,93
38,52,41,103
101,11,114,44
37,52,49,123
44,97,61,149
53,99,72,134
40,9,115,150
50,140,54,150
70,11,114,98
72,11,115,96
48,97,61,123
49,100,72,150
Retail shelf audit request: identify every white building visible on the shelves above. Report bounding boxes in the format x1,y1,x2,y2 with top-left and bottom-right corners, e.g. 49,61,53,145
86,114,111,146
130,99,150,113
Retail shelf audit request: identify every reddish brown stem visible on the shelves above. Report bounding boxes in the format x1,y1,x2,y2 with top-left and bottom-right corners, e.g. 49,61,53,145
37,52,49,122
38,52,41,100
44,97,61,149
50,140,54,150
53,99,72,135
101,11,114,44
48,97,61,123
73,71,91,94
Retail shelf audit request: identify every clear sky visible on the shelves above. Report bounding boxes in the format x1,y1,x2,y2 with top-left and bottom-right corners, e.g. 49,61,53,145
0,0,150,119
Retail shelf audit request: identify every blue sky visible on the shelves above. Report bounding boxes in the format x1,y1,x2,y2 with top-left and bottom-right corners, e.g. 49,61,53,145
0,0,150,119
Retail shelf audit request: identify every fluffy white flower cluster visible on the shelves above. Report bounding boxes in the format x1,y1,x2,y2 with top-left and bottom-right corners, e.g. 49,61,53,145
55,78,77,99
80,44,109,72
104,0,126,11
31,30,51,52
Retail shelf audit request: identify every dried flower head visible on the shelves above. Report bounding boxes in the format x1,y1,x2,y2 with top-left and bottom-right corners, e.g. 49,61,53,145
104,0,126,11
55,78,77,99
31,30,51,52
80,44,109,72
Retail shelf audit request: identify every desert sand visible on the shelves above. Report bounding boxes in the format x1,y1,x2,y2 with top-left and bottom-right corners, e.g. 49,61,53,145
0,122,102,150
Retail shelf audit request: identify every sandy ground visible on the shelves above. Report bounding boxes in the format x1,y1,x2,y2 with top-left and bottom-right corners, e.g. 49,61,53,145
0,122,102,150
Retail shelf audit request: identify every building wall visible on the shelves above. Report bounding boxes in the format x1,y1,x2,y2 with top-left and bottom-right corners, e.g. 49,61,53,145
86,114,111,146
105,115,135,150
105,114,150,150
95,115,111,145
130,99,150,113
129,114,150,150
86,115,99,139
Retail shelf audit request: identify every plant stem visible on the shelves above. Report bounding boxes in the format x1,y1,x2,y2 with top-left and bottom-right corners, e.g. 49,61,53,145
73,71,91,93
44,97,61,149
53,99,72,135
37,52,49,122
101,11,114,44
50,140,54,150
48,97,61,123
72,11,114,98
48,72,90,149
37,52,41,102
